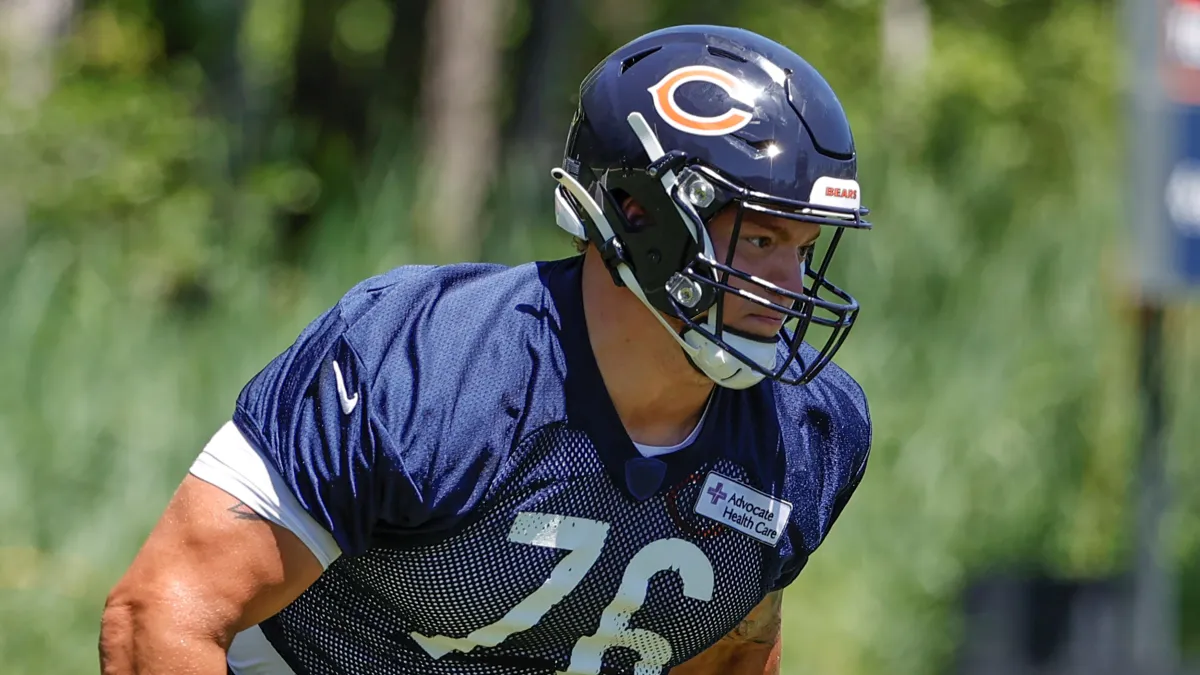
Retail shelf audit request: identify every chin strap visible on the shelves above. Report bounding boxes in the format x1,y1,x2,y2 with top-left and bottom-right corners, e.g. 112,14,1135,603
550,113,778,390
554,184,588,239
682,313,777,389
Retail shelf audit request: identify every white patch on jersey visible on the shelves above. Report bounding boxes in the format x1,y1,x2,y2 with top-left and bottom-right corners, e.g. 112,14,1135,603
693,472,793,547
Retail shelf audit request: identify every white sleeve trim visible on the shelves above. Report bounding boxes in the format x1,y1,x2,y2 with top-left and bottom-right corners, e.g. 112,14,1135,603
226,625,296,675
189,420,343,568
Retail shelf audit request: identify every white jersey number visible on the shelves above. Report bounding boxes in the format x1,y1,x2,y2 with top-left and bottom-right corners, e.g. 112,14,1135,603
411,511,716,673
567,538,714,674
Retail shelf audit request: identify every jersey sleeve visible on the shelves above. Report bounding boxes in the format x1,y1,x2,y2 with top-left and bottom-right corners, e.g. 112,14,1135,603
771,365,873,593
820,374,872,542
771,553,808,593
190,420,343,568
771,432,870,592
231,303,421,557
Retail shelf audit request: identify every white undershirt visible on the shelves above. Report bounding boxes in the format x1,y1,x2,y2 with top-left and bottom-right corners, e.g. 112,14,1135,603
631,407,707,458
631,391,712,458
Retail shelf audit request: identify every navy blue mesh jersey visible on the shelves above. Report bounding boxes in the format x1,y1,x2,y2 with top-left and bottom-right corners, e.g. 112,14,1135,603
232,254,872,675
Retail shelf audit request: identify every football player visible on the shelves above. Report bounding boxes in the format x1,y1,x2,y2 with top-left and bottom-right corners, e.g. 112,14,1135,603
101,24,873,675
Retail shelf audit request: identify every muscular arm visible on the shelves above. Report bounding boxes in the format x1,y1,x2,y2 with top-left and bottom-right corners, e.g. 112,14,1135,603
670,591,784,675
99,475,324,674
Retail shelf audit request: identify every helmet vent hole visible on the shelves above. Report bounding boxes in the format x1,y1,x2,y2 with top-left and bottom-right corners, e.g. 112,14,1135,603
706,46,748,63
620,47,662,74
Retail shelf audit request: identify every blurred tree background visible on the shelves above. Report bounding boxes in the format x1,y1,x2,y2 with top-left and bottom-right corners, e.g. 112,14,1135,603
0,0,1196,673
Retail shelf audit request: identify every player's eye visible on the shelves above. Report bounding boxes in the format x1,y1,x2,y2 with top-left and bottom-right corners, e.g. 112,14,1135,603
798,244,815,263
743,235,773,250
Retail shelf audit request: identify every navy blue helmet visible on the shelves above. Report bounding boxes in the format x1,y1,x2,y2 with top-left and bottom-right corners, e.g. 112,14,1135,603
553,25,871,388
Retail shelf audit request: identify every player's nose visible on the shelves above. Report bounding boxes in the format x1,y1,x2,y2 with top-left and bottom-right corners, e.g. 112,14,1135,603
761,250,806,301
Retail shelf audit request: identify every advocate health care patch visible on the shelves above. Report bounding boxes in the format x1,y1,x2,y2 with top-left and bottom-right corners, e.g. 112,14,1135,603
694,472,793,547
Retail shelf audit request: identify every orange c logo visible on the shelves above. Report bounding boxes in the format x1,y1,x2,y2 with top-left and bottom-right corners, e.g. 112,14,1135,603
648,65,755,137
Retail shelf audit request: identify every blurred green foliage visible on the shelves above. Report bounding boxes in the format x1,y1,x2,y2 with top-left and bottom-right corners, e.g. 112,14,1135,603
0,1,1197,673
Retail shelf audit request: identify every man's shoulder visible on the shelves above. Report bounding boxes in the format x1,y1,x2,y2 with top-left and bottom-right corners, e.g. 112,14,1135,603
334,260,543,329
770,355,872,491
773,355,870,437
334,257,577,443
768,356,871,555
238,256,579,448
332,259,568,362
231,258,582,546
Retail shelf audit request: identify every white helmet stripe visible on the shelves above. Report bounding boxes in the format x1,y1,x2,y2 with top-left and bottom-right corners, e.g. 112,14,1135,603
625,112,717,260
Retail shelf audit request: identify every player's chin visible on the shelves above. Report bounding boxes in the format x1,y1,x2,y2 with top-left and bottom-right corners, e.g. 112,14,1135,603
729,315,785,340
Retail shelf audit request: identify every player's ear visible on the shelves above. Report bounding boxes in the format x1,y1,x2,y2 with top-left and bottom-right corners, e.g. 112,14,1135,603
617,191,636,216
617,192,653,232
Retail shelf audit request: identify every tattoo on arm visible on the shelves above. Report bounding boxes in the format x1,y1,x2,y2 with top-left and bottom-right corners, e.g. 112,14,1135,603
669,591,783,674
227,501,267,521
729,590,783,646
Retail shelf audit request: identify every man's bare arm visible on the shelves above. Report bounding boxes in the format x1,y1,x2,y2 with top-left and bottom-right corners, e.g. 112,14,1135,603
99,475,324,674
669,590,784,675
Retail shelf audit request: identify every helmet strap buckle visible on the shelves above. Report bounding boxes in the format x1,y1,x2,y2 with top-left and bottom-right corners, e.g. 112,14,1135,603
598,236,631,288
